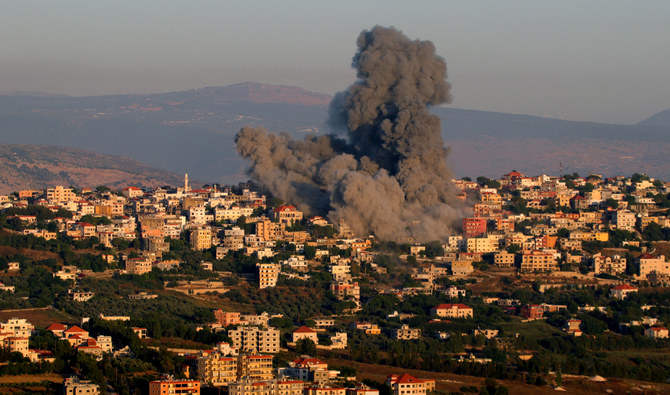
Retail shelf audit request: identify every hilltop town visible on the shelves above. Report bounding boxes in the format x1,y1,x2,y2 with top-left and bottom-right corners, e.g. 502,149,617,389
0,171,669,394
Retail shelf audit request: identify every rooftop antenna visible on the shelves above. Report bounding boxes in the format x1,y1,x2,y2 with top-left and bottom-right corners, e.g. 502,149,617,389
560,161,563,178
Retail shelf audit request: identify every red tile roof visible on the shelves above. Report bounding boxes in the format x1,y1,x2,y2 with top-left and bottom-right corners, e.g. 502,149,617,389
611,284,637,290
273,204,297,212
433,303,471,310
293,326,316,333
46,323,67,331
64,325,87,333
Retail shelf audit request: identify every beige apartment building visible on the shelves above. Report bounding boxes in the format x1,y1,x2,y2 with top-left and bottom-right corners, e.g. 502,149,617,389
125,257,153,275
494,251,515,267
638,254,670,278
330,281,360,301
229,378,304,395
255,218,285,241
227,326,280,354
521,250,558,272
238,355,274,381
191,227,212,251
592,253,627,275
257,263,280,289
46,186,76,203
198,354,238,387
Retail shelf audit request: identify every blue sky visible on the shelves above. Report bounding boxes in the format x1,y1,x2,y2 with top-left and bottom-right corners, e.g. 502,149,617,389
1,0,669,124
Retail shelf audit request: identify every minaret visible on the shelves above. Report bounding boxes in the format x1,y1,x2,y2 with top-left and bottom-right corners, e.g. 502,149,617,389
184,172,190,192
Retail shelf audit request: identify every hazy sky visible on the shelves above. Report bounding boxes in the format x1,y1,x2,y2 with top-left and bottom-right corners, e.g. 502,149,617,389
2,0,669,124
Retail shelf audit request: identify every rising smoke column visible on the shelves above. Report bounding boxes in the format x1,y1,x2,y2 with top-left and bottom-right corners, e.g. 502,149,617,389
235,26,465,241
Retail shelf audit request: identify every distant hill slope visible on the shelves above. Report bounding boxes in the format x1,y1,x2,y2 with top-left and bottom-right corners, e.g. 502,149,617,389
639,108,670,127
0,144,184,194
1,82,670,182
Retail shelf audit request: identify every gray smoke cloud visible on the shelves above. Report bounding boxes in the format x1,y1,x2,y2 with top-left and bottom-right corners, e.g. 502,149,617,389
235,26,465,242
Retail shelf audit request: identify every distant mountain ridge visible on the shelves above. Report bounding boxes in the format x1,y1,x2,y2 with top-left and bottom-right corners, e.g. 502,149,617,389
639,108,670,127
1,82,670,182
0,144,184,194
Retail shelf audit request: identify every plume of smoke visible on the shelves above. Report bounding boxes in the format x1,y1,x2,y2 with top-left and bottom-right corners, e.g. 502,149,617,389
235,26,465,242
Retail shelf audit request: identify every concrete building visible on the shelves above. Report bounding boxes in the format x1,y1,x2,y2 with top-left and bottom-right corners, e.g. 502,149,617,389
214,310,241,327
638,254,670,278
63,377,100,395
149,379,200,395
430,304,473,319
462,217,487,238
592,254,627,275
330,281,360,301
609,284,638,300
238,355,274,381
228,326,280,354
521,250,558,272
198,354,238,387
392,325,421,340
292,326,318,344
645,326,669,339
257,263,280,289
229,378,304,395
385,374,435,395
610,210,636,231
272,205,303,225
450,260,474,277
494,251,515,268
190,227,212,251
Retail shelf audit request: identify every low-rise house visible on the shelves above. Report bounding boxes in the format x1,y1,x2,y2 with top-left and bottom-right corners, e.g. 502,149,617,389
645,326,669,339
450,260,474,277
430,304,473,319
351,322,381,335
520,304,544,320
610,284,638,300
132,327,148,339
279,357,333,383
564,319,583,337
392,325,421,340
71,291,95,302
442,285,466,298
63,377,100,395
472,328,499,339
305,384,346,395
346,384,379,395
293,326,318,344
385,374,435,395
330,332,348,349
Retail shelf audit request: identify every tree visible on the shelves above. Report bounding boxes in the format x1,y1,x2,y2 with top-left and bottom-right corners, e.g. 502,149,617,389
304,245,317,260
424,241,445,259
603,198,619,209
295,338,317,355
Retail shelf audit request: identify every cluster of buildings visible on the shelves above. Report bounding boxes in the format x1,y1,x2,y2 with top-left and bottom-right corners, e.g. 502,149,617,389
402,171,670,283
5,171,670,393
